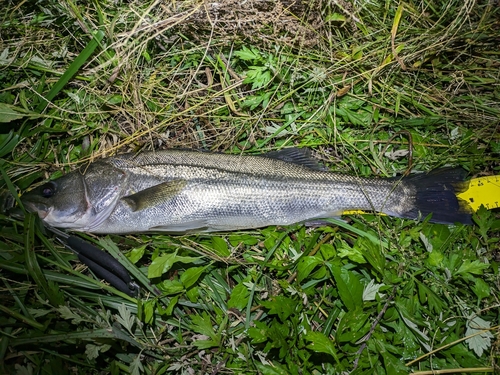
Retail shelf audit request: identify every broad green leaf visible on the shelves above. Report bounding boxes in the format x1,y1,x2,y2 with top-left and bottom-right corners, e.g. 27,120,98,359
456,260,489,277
186,286,199,302
193,338,219,349
420,224,451,251
255,362,289,375
397,304,430,345
304,331,338,360
180,266,206,289
85,344,101,360
158,279,184,295
164,294,179,316
261,296,296,321
148,251,178,278
241,92,273,111
474,205,498,240
190,312,217,340
357,237,386,275
228,233,259,246
0,103,26,122
227,282,250,310
329,265,363,311
143,299,155,325
211,236,230,257
319,243,336,260
264,320,290,358
336,240,366,264
471,278,490,301
173,255,203,264
382,351,408,375
248,321,268,344
409,131,429,157
427,250,444,267
417,282,445,313
126,245,146,264
336,307,370,343
105,94,123,105
297,256,322,282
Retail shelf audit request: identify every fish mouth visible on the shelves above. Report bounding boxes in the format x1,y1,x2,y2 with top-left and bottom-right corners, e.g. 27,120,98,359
22,201,50,220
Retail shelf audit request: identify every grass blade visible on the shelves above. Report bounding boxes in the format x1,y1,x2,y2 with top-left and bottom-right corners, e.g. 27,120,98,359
36,30,105,113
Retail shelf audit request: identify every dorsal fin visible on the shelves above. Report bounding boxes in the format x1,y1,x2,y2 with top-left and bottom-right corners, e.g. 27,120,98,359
262,148,326,170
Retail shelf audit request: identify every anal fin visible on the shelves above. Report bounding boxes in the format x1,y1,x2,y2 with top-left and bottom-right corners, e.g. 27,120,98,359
149,219,209,233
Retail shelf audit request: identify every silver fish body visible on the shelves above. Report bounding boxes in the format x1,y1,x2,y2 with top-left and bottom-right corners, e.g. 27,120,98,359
21,148,472,233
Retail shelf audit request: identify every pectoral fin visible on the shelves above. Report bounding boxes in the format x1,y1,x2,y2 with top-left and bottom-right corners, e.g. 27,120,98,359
122,179,187,212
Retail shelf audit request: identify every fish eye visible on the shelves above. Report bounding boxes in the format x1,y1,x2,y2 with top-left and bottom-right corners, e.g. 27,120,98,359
41,182,56,198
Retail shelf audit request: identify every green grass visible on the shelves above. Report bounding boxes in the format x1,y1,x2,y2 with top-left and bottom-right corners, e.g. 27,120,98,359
1,0,499,374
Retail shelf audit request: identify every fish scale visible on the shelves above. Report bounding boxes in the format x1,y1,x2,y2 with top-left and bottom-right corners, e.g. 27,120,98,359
21,148,472,233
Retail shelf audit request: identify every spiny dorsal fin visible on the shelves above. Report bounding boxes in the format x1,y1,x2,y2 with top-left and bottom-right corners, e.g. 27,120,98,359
262,148,326,170
122,179,187,212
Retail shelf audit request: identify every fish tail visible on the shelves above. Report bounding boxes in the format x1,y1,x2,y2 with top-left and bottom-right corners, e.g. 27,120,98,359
400,168,473,224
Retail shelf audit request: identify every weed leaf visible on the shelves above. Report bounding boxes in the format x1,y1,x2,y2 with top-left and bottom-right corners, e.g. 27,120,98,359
127,245,146,264
148,251,178,278
304,331,338,360
0,104,26,122
115,304,135,332
227,282,250,310
234,46,261,61
261,296,296,321
362,279,384,301
456,260,489,277
211,237,230,257
466,315,494,357
180,266,206,289
329,265,363,311
297,256,323,282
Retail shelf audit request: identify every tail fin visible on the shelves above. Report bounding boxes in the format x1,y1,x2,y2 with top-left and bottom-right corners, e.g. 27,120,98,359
401,168,472,225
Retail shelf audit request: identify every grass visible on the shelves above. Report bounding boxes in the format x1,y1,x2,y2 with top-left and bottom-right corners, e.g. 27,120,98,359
1,0,499,374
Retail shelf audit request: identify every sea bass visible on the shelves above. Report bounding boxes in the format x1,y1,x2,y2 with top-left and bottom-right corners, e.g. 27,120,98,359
21,148,472,233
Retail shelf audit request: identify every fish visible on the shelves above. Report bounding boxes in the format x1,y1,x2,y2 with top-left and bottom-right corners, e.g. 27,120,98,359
20,148,472,234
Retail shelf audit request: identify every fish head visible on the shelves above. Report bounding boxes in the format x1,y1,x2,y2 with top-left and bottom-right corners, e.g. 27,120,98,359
21,173,90,228
21,161,127,230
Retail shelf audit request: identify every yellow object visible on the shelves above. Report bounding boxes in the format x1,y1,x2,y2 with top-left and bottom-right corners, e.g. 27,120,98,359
343,175,500,216
457,175,500,212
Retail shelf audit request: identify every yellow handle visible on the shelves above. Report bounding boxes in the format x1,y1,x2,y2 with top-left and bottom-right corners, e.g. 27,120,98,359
457,175,500,212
